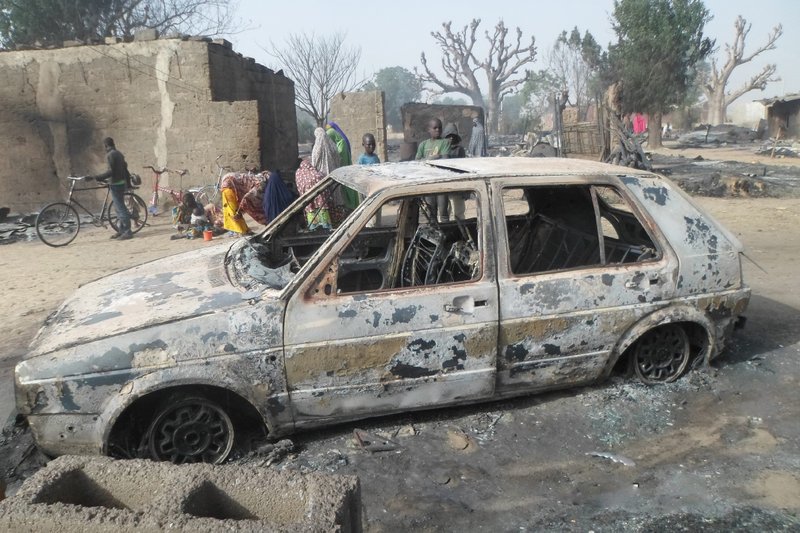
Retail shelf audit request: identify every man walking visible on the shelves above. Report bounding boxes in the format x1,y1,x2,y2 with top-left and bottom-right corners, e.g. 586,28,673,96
92,137,133,240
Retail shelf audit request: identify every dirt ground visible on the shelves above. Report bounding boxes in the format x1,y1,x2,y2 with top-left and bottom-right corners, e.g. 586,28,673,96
1,150,800,530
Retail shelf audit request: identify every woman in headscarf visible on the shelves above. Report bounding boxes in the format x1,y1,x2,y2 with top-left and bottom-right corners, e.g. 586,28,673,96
294,128,337,230
295,159,332,230
263,170,296,224
312,127,340,175
325,122,352,165
220,172,267,235
325,122,360,209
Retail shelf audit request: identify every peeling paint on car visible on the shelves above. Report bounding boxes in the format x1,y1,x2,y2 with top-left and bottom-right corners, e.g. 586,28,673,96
391,305,418,324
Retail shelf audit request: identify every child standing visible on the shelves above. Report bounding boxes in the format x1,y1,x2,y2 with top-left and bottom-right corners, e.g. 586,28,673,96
416,118,452,221
357,133,381,165
358,133,382,225
415,118,450,160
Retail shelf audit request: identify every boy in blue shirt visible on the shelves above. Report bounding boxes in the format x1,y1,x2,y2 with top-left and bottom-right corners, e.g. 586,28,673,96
357,133,380,165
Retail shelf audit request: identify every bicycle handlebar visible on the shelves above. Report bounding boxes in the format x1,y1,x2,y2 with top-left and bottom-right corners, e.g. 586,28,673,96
143,166,188,176
215,155,234,172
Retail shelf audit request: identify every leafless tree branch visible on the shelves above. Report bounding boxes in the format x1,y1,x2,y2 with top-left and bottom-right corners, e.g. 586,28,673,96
268,32,363,126
417,18,536,133
704,16,782,124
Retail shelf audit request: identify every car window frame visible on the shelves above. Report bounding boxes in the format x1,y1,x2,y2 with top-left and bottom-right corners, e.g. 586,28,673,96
494,175,667,279
301,182,490,300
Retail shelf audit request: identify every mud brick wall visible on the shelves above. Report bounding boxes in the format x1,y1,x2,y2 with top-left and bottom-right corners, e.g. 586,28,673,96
329,91,388,164
0,455,362,532
400,103,485,147
0,37,297,213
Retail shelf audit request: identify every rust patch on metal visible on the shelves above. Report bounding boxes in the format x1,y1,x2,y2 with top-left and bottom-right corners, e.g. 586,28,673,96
286,336,409,383
463,328,497,359
499,317,572,346
131,347,176,368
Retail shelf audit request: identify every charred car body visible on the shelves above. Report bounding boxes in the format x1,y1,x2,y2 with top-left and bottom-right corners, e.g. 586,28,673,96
16,159,749,463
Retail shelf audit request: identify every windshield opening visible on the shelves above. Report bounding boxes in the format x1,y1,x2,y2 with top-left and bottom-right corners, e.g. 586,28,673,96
226,178,355,291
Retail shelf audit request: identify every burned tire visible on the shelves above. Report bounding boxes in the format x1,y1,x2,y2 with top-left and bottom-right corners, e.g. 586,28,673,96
632,324,690,384
146,396,234,464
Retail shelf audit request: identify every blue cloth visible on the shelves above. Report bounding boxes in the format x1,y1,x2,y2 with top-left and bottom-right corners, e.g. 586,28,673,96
263,170,296,223
357,153,380,165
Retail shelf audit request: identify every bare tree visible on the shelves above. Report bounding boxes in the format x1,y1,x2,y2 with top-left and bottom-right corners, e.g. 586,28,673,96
123,0,238,37
0,0,238,48
268,32,362,126
547,28,600,122
704,16,782,125
419,19,536,133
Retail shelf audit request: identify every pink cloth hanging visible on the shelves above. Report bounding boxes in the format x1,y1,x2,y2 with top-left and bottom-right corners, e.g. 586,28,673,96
632,113,648,134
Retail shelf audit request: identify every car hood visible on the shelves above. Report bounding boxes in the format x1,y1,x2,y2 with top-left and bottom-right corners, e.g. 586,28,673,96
28,244,266,357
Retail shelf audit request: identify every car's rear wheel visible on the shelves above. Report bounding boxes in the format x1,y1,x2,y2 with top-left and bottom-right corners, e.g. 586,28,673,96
632,324,690,384
146,396,235,464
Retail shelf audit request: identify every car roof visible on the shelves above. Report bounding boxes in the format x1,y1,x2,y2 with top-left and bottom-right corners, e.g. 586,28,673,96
330,157,653,196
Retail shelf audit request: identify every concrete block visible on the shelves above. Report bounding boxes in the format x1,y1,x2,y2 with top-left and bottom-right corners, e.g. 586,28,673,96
212,39,233,49
0,455,362,532
134,29,159,42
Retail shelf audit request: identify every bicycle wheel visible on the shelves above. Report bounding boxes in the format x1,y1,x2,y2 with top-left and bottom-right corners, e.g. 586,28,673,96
193,186,219,208
108,193,148,234
36,202,80,247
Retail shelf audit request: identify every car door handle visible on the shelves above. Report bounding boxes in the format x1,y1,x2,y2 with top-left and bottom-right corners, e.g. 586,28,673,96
444,295,484,314
625,274,659,289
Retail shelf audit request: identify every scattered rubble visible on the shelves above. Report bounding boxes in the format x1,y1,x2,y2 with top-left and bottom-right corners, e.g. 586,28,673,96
353,429,399,453
0,214,36,245
755,141,800,158
586,451,636,467
651,152,800,197
676,124,761,146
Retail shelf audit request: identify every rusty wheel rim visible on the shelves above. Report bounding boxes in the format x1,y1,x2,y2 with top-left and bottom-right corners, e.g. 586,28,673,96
633,324,690,384
147,397,234,464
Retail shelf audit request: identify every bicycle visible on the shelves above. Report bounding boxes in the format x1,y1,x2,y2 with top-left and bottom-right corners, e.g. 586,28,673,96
143,165,189,215
191,155,234,209
35,176,148,247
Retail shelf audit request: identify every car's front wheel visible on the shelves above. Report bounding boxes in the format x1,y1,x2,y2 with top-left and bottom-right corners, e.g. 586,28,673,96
632,324,691,384
146,396,235,464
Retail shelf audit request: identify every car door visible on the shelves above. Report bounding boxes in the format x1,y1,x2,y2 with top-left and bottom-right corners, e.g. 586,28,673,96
492,177,679,395
283,182,498,429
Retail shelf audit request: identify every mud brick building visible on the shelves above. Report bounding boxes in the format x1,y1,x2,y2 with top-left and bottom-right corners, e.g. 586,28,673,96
329,91,388,164
761,93,800,139
0,35,297,213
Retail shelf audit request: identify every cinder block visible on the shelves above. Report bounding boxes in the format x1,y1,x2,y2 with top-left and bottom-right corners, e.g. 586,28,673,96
134,29,159,42
0,455,362,532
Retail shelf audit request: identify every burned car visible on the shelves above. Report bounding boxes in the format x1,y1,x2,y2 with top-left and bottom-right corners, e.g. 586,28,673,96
16,159,749,463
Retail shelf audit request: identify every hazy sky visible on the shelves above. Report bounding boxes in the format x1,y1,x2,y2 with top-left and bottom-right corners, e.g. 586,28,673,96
230,0,797,100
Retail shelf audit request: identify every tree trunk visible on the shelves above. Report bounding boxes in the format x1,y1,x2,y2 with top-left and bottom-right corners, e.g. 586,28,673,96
648,112,663,149
707,88,726,125
486,96,500,135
